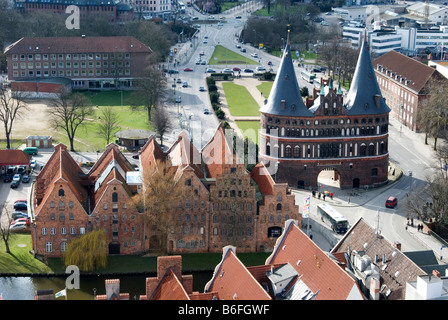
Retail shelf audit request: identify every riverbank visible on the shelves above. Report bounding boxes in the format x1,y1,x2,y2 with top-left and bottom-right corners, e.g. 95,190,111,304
0,234,270,276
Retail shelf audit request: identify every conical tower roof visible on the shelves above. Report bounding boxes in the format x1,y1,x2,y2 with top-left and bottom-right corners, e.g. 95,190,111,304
259,33,314,117
344,34,390,116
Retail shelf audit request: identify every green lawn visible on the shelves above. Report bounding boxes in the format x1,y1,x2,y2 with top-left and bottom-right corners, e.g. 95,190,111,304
0,234,53,274
235,120,260,145
210,45,258,65
222,82,260,116
256,82,273,99
50,91,152,152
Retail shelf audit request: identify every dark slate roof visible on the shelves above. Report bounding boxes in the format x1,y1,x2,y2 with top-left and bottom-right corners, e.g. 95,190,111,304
344,38,390,116
259,36,314,118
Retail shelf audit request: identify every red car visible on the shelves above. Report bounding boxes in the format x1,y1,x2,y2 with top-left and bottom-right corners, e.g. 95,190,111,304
232,67,241,71
184,67,193,72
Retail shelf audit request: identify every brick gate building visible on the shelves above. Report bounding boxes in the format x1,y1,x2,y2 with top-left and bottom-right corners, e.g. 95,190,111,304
259,34,391,190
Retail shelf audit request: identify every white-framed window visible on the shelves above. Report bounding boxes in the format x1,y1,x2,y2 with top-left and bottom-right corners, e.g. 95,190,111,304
45,242,53,252
41,228,47,235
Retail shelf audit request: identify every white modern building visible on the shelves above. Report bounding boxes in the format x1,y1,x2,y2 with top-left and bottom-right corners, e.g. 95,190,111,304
343,23,448,56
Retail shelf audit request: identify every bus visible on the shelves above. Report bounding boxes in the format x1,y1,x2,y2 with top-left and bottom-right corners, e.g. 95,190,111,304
317,203,349,234
301,70,316,83
179,1,185,13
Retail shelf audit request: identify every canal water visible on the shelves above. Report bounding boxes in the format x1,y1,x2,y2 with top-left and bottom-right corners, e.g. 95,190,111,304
0,271,213,300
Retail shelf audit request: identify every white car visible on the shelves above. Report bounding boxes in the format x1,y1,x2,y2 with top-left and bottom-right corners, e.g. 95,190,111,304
251,53,258,58
10,221,27,231
12,174,21,182
256,66,266,72
222,68,233,74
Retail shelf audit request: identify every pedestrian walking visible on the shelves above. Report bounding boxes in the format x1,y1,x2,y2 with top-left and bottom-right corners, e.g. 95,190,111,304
323,194,326,201
330,192,333,200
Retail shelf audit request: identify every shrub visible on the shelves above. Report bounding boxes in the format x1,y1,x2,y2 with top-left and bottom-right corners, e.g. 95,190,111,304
215,108,225,120
210,92,219,104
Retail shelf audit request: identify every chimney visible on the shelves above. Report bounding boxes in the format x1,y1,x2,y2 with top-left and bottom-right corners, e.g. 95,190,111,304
281,100,286,110
370,277,380,300
157,255,182,281
394,241,401,251
433,270,441,278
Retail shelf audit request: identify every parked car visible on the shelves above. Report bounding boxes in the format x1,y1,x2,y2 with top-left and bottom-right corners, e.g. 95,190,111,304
176,78,182,84
168,69,179,74
11,217,28,226
12,211,27,219
132,153,139,159
222,68,233,74
30,160,36,170
244,68,254,73
13,202,27,211
240,48,246,53
12,174,21,182
182,81,188,88
10,180,19,188
15,199,27,204
385,196,398,208
10,222,27,232
203,108,210,114
232,67,241,72
256,66,267,72
206,68,216,73
22,174,30,183
184,67,193,72
251,53,258,58
203,39,208,44
3,175,12,183
175,96,182,103
199,86,206,92
6,166,16,175
201,60,206,65
17,165,26,175
199,51,205,56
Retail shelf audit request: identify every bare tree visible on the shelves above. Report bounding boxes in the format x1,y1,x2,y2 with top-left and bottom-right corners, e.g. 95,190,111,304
0,87,28,149
97,106,121,146
151,107,172,146
130,63,168,122
47,87,93,152
131,159,186,254
418,77,448,150
0,202,17,254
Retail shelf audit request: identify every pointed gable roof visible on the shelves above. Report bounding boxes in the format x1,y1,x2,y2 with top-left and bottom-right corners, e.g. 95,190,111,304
204,246,272,300
138,135,166,175
266,220,363,300
201,124,237,178
34,143,88,211
166,130,204,178
344,35,390,116
149,268,191,300
259,33,314,118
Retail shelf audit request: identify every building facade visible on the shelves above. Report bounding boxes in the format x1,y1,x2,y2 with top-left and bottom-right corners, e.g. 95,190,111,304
31,143,145,258
4,36,152,92
138,127,300,254
259,34,390,190
373,50,445,132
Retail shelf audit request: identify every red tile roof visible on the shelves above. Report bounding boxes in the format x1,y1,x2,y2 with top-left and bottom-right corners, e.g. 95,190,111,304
5,36,152,55
266,220,363,300
250,162,275,196
373,50,443,94
150,268,190,300
204,246,272,300
166,131,204,178
0,150,31,166
201,125,237,178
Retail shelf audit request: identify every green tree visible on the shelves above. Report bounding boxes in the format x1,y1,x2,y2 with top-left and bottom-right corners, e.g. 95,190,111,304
63,229,107,271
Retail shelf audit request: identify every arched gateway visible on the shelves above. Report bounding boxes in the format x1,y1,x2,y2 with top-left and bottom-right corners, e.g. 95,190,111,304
259,32,390,190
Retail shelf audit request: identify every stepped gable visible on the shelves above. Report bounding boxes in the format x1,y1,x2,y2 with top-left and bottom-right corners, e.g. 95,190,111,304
166,130,204,179
266,220,363,300
344,35,390,116
34,143,87,211
204,246,272,300
259,33,314,118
